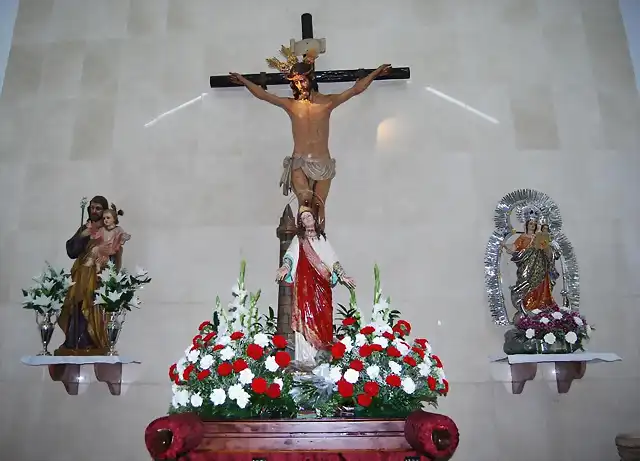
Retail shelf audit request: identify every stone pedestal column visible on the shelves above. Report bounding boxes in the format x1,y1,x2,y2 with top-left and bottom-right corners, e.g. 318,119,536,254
276,205,297,356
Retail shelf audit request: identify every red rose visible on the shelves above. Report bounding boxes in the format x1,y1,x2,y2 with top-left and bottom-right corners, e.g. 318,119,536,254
403,356,417,367
197,369,211,381
198,321,212,331
169,364,177,380
359,344,373,358
246,343,264,360
266,383,281,399
213,344,224,351
412,347,425,359
357,393,372,407
275,351,291,368
385,374,401,387
217,362,232,376
363,381,380,397
337,379,354,397
192,335,202,347
427,376,437,390
382,332,395,340
432,355,443,368
182,364,195,381
251,377,268,394
230,331,244,340
370,344,383,352
342,317,356,326
272,335,288,349
349,359,364,371
331,342,347,359
233,359,248,372
360,326,375,335
386,346,401,358
414,338,428,349
203,332,216,343
441,379,449,395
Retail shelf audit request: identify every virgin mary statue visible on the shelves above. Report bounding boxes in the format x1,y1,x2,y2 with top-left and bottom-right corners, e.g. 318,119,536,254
502,217,560,315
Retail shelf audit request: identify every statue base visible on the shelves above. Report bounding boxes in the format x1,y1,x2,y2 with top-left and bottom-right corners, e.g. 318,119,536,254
54,346,108,356
144,411,460,461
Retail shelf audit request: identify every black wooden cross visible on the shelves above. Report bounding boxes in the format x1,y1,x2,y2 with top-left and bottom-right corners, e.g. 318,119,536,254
209,13,410,90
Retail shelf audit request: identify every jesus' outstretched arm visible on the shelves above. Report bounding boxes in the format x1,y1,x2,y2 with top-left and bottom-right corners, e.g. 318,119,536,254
229,72,291,109
329,64,392,109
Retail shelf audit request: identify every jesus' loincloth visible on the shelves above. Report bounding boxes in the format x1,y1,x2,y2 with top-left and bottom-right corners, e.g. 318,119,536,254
279,155,336,196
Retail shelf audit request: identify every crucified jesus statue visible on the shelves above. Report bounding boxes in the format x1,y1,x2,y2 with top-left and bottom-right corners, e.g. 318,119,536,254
229,48,390,228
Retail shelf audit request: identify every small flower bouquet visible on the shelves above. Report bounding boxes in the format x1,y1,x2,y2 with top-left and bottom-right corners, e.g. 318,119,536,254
291,265,448,418
22,262,74,316
93,261,151,313
168,261,298,419
515,307,592,353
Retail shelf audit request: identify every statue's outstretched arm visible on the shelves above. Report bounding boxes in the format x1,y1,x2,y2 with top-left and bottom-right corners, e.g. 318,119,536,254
329,64,391,108
229,72,291,109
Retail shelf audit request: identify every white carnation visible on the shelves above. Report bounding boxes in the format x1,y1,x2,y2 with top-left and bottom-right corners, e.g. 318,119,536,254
238,368,255,385
372,337,389,349
217,335,231,346
389,361,402,375
401,377,416,395
565,331,578,344
573,316,584,326
190,394,203,408
540,317,550,324
343,368,359,384
228,384,243,400
329,366,343,383
236,390,250,409
354,334,367,347
365,365,380,380
220,346,235,361
253,333,270,348
210,389,226,406
265,356,279,372
543,332,556,345
199,354,214,370
552,311,563,320
340,335,353,353
417,363,431,377
525,328,535,339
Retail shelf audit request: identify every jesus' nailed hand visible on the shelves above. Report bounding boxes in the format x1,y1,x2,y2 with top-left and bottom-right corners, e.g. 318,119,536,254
228,64,391,227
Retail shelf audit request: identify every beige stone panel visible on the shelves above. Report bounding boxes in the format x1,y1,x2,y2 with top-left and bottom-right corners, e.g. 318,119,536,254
48,0,89,42
542,18,594,87
597,88,640,151
509,84,560,150
552,83,605,150
11,0,54,45
28,97,77,162
38,40,85,98
0,100,36,162
80,40,122,98
118,37,166,98
127,0,169,36
1,43,45,102
83,0,130,41
70,98,116,160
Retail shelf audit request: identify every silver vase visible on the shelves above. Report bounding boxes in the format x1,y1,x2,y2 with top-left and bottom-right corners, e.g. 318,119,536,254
103,309,126,356
35,311,58,356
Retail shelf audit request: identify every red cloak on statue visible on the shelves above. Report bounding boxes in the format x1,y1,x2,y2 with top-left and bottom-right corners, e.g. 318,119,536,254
290,238,333,350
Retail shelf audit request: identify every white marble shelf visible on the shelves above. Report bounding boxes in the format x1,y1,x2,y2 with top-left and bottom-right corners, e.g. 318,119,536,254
489,352,622,394
21,355,141,396
490,352,622,365
21,355,140,366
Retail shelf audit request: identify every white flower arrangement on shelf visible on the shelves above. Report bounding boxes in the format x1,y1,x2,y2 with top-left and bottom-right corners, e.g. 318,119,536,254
93,261,151,313
21,263,74,315
168,261,297,419
291,265,449,418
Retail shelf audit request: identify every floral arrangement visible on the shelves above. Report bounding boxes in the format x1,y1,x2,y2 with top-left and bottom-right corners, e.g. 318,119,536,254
93,261,151,312
22,262,74,315
515,306,592,350
168,261,297,419
292,265,448,418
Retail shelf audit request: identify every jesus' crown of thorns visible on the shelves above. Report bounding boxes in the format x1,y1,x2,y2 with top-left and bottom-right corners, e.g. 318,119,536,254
266,45,318,76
